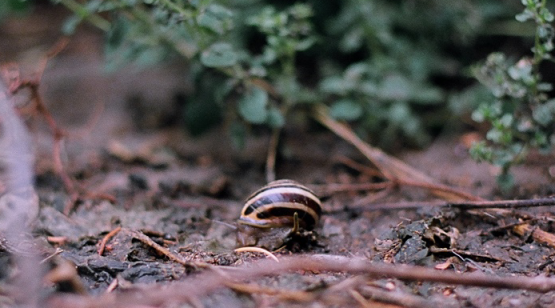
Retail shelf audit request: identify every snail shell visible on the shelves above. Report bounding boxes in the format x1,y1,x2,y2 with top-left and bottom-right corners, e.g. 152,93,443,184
236,179,322,249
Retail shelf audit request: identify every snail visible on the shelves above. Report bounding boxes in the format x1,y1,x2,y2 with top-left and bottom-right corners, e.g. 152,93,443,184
236,179,322,250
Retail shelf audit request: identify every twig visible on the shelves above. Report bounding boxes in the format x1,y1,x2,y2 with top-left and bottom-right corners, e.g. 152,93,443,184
98,226,122,256
353,185,394,206
429,247,505,262
3,40,115,214
226,282,314,302
358,286,432,308
56,0,111,31
40,248,64,264
131,230,210,269
105,278,118,293
46,236,68,245
312,106,476,202
349,290,379,308
334,155,384,178
45,255,555,307
396,179,483,202
266,128,280,183
166,255,555,293
451,197,555,209
512,224,555,249
311,182,392,195
344,197,555,211
234,247,280,263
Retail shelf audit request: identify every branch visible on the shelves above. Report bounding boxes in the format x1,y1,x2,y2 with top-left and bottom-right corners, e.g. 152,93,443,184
312,106,479,202
46,255,555,307
347,197,555,211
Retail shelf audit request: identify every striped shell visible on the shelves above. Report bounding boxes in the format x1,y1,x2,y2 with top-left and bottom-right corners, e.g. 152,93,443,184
238,179,322,230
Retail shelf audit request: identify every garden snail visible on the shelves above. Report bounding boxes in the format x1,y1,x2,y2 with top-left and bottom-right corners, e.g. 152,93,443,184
236,179,322,250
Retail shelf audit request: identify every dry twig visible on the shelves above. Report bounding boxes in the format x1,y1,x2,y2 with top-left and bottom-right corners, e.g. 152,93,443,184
512,224,555,249
311,181,392,196
357,285,432,308
46,255,555,307
131,230,210,269
234,247,280,263
334,155,384,177
345,196,555,211
312,106,476,202
1,39,114,215
266,128,280,183
226,282,314,302
98,226,122,256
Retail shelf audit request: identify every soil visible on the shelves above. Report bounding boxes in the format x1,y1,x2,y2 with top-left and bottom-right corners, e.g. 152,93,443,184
1,6,555,308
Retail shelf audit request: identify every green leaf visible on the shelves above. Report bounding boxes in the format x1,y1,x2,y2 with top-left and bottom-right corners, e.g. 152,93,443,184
289,3,312,19
295,37,316,51
412,87,443,104
499,114,514,128
378,75,411,101
201,43,238,67
330,99,363,121
266,107,285,128
540,7,554,22
5,0,30,11
470,141,493,162
389,102,411,123
537,24,554,42
238,86,269,124
515,9,534,22
62,15,81,35
197,4,233,34
320,76,348,95
106,17,130,50
533,99,555,126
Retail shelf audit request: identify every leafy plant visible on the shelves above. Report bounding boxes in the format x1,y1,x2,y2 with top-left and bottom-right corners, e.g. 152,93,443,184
0,0,31,20
49,1,499,145
46,0,539,171
470,0,555,191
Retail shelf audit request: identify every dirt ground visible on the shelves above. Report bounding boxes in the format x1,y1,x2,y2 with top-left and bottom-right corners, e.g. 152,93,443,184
2,6,555,308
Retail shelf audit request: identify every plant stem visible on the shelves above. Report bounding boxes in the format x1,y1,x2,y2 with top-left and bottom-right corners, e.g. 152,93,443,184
57,0,111,31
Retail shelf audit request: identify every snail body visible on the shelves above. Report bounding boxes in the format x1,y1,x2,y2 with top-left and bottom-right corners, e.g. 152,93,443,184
236,179,322,250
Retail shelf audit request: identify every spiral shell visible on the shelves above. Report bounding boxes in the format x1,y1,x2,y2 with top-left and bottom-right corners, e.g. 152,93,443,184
236,179,322,249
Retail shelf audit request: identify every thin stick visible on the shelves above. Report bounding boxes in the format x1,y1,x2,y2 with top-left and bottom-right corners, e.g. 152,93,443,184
353,185,394,206
266,128,280,183
98,226,122,256
396,179,483,202
40,248,64,264
312,106,476,202
5,42,113,214
349,290,376,308
226,282,313,302
345,197,555,211
512,224,555,249
166,255,555,294
311,182,392,195
235,247,280,263
132,230,210,269
334,155,384,178
105,278,118,293
358,286,430,308
45,255,555,307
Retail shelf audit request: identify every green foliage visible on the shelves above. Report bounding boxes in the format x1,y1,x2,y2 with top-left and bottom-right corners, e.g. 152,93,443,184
53,0,548,171
238,86,269,124
201,42,238,67
470,0,555,191
0,0,31,20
